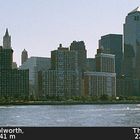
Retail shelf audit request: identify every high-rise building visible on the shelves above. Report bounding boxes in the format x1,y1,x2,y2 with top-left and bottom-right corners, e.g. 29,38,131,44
84,48,116,97
99,34,123,76
21,49,28,65
95,48,115,73
123,7,140,78
43,44,82,97
0,29,29,97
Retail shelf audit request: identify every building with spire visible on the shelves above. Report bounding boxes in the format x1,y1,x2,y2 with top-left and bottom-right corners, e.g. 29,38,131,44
0,29,29,98
21,49,28,65
3,28,11,49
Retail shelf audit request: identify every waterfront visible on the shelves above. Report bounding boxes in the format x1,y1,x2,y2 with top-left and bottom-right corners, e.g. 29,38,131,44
0,104,140,127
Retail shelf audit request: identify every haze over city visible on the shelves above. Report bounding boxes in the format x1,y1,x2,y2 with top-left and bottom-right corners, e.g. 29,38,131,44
0,0,140,66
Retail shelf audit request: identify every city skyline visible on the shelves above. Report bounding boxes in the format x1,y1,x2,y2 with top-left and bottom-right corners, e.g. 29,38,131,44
0,0,140,66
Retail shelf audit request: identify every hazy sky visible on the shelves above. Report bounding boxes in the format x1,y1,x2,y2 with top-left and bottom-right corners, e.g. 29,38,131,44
0,0,140,66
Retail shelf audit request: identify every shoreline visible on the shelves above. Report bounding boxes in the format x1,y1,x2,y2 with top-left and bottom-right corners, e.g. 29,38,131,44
1,100,140,105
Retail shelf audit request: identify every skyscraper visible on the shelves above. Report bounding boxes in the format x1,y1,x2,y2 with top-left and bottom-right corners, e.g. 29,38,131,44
43,44,82,97
99,34,123,76
21,49,28,65
123,7,140,79
0,29,29,98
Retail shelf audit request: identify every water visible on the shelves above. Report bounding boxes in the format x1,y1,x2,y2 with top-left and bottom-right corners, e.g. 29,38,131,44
0,104,140,127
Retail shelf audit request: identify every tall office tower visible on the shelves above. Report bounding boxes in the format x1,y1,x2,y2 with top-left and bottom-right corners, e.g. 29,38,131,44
0,29,29,97
21,49,28,65
44,44,82,97
99,34,123,76
70,41,87,74
123,7,140,78
95,48,115,73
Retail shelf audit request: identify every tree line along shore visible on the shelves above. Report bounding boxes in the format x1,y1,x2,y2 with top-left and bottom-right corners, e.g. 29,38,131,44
1,95,140,105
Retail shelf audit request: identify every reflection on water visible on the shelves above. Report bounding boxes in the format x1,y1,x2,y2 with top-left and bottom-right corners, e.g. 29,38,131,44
0,104,140,126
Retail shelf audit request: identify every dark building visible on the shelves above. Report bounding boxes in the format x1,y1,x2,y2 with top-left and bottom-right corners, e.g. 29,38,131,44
116,76,140,96
70,41,87,75
0,29,29,97
0,69,29,97
0,46,13,70
123,7,140,79
99,34,123,76
86,58,95,72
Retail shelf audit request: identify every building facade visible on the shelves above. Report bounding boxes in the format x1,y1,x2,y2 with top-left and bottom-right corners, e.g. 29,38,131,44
84,72,116,96
86,58,96,72
84,48,116,97
70,41,87,75
99,34,123,76
43,44,82,97
95,48,115,73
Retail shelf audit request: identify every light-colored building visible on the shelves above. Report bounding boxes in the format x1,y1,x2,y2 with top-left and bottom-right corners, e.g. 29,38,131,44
19,57,51,97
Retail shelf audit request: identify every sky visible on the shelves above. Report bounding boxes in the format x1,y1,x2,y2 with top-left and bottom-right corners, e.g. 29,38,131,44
0,0,140,66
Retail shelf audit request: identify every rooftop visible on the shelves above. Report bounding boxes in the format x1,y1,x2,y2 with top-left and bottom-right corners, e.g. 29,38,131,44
128,6,140,15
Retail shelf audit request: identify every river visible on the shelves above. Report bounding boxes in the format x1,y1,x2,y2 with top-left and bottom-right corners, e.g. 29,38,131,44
0,104,140,127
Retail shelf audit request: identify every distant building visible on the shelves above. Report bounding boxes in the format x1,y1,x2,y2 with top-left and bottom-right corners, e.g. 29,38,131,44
0,29,29,97
84,48,116,97
20,56,51,97
21,49,28,65
99,34,123,76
